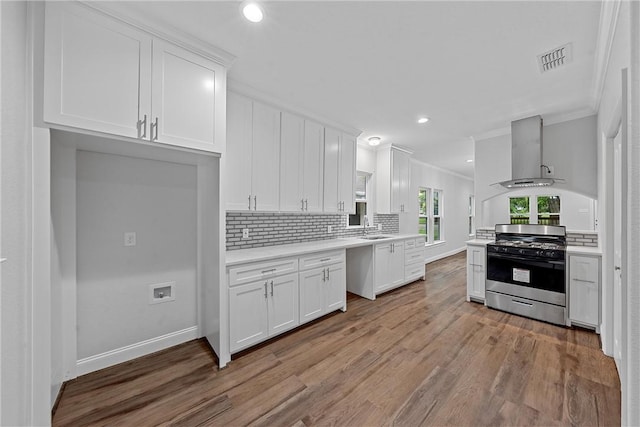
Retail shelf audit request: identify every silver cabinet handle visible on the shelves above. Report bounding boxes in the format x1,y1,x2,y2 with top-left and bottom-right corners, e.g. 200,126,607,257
322,268,326,281
264,282,268,299
301,199,305,211
512,299,533,307
305,199,308,211
151,117,158,141
248,195,252,210
261,268,276,274
137,114,147,139
254,195,257,211
326,267,330,281
270,280,274,297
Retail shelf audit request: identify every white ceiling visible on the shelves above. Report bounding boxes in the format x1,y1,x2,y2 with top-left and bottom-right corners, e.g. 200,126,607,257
105,1,603,178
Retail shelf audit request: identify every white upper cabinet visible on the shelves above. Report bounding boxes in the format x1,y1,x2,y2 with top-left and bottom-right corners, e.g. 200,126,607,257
376,146,411,214
43,2,226,153
44,3,151,139
280,114,324,212
226,92,280,211
302,120,325,212
339,134,357,214
150,40,224,152
323,128,356,214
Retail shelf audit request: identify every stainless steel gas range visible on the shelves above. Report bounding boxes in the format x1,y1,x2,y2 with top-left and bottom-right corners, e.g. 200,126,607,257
485,224,567,326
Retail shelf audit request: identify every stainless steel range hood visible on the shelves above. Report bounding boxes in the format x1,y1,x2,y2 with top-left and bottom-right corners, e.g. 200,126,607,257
498,115,555,188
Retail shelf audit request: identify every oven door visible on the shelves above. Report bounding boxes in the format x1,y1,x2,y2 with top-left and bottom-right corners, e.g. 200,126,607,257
486,251,566,306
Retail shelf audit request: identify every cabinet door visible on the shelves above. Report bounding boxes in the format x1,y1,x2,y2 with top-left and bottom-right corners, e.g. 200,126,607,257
339,134,357,214
299,268,326,324
44,2,151,138
323,128,341,213
388,242,405,287
392,150,410,213
303,120,325,212
226,92,253,210
374,244,392,291
151,40,223,152
569,256,599,326
466,246,486,300
251,102,281,211
279,112,304,211
325,264,346,313
267,273,299,336
229,281,268,352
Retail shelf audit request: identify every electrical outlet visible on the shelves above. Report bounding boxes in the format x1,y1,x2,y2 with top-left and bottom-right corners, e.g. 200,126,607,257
124,232,136,247
378,223,383,231
242,228,250,239
327,225,333,233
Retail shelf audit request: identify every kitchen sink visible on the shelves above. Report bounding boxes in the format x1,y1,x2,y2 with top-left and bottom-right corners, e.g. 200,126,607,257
359,235,391,240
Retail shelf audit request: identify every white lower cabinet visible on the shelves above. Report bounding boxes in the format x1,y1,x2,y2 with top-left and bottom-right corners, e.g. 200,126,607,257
568,254,600,329
404,237,426,282
466,244,486,302
229,269,299,353
299,251,346,325
374,241,405,293
228,250,347,354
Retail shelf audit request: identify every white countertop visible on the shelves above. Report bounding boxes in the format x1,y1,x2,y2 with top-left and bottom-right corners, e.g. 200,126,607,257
465,239,491,246
226,234,425,266
566,246,602,255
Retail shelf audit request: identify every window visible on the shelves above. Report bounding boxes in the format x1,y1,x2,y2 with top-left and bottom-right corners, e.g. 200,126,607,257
509,195,561,225
509,196,530,224
418,188,443,243
349,172,370,227
418,188,429,236
537,195,560,225
433,190,443,242
468,195,475,235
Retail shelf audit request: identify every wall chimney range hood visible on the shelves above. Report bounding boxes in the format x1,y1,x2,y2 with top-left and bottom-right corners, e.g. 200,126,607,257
498,115,557,189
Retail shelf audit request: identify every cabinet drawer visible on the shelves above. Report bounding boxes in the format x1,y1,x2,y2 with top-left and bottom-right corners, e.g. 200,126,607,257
299,250,345,271
405,247,425,265
228,258,298,287
404,237,425,250
405,264,425,281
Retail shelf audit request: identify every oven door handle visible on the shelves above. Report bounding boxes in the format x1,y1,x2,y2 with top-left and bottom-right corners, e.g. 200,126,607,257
487,252,565,267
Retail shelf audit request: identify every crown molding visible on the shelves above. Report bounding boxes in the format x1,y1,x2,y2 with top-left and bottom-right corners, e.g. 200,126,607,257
591,0,622,112
228,80,362,137
472,108,597,142
410,158,474,182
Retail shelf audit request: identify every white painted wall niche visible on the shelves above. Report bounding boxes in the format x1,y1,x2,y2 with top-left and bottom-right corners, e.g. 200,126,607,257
50,129,223,388
76,150,198,360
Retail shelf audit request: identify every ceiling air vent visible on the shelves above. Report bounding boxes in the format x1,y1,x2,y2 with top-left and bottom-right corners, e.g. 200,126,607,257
537,43,572,73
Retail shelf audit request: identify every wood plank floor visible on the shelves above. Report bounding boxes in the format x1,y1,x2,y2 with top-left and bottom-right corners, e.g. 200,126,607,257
53,252,621,426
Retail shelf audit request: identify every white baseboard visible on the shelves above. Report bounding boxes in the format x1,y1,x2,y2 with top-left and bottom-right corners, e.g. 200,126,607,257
425,246,466,264
76,326,199,376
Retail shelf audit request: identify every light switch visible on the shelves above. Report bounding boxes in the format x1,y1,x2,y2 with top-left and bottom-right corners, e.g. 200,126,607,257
124,232,136,247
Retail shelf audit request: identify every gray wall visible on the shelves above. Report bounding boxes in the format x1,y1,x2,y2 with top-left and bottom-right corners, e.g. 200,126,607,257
76,151,198,358
1,2,32,424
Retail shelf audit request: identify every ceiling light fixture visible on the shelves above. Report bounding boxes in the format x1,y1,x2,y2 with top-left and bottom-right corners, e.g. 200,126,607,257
417,117,430,124
466,159,473,163
368,136,381,146
241,1,264,23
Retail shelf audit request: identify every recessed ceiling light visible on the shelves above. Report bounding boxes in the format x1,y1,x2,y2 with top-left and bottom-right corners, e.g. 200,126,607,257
368,136,381,146
417,117,430,124
466,159,473,163
241,1,264,23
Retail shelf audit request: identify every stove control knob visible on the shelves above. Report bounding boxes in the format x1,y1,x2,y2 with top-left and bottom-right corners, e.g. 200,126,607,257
546,251,556,258
536,250,544,257
518,249,526,255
